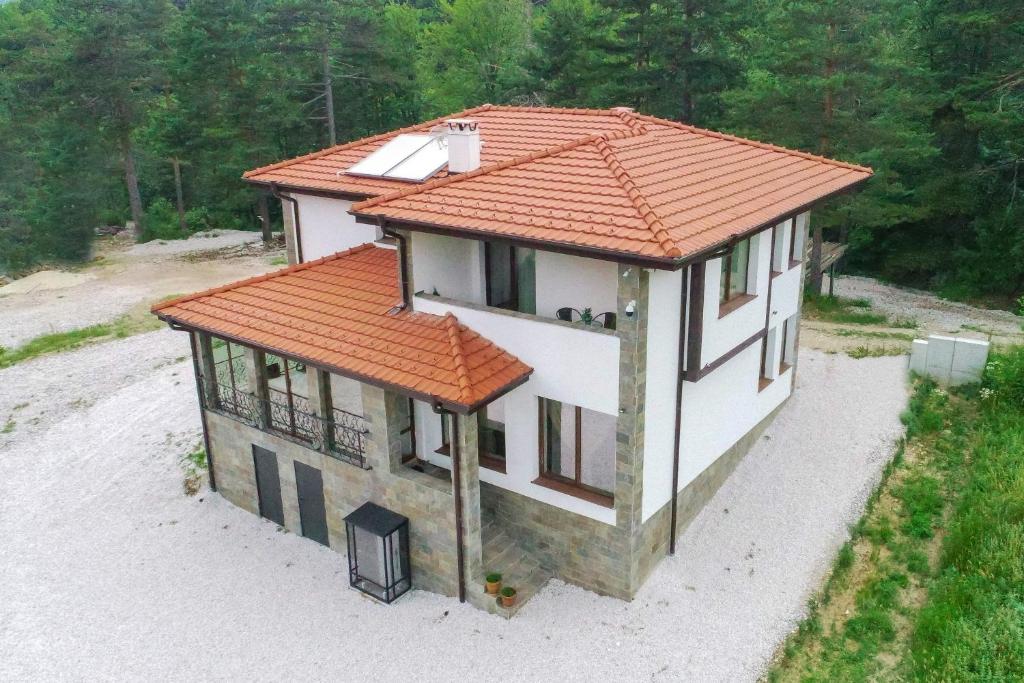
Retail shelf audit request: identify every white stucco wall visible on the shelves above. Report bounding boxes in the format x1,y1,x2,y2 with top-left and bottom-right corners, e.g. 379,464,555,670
413,295,620,524
409,232,485,304
639,213,809,521
640,268,683,522
292,195,378,262
534,251,619,320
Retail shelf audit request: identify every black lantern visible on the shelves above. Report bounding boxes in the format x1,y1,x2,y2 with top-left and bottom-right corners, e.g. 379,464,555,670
343,502,411,603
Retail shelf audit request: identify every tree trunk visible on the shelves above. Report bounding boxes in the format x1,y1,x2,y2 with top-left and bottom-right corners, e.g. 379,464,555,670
322,45,336,146
809,225,824,295
819,21,837,155
171,157,187,234
121,135,144,239
258,193,272,243
679,0,695,123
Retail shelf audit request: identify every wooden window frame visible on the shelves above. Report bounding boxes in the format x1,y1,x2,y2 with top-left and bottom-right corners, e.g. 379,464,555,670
779,317,793,375
534,398,613,508
719,238,756,317
399,397,417,463
788,218,801,269
435,411,506,473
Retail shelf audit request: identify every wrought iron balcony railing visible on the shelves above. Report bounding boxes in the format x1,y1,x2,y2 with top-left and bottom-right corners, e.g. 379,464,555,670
201,379,369,468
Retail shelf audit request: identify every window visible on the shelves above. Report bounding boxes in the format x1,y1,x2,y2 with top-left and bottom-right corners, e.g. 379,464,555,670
780,316,796,372
759,333,773,391
208,337,248,415
437,404,506,472
484,242,536,314
771,222,787,274
536,398,616,507
478,403,506,472
396,397,416,462
265,353,311,439
788,218,802,267
719,237,753,313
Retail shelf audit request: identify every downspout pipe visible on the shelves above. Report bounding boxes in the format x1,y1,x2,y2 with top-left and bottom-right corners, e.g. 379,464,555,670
433,402,466,603
380,220,409,312
669,266,689,554
270,182,303,264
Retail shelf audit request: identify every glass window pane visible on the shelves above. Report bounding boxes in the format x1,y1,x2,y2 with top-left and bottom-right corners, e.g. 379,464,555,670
478,402,506,458
543,399,577,480
515,248,536,314
579,407,616,494
486,242,515,308
729,239,749,298
719,256,729,303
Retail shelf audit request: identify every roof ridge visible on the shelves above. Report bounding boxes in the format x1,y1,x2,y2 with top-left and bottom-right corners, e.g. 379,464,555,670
442,313,474,405
614,109,649,136
243,104,495,179
151,243,378,312
485,105,639,118
352,126,647,213
632,113,872,174
594,138,682,258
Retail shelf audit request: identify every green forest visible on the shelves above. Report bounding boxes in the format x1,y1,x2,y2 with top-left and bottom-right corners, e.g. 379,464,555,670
1,0,1021,306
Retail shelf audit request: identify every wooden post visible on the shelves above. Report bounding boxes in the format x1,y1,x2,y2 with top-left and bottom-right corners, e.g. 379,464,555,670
258,194,272,243
171,157,187,234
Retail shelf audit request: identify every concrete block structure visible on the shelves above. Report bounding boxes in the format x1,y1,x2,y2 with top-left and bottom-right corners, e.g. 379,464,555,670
154,106,871,613
911,335,990,386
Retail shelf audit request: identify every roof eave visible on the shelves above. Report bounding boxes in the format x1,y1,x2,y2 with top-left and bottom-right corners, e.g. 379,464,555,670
243,177,374,203
155,313,532,415
349,212,684,270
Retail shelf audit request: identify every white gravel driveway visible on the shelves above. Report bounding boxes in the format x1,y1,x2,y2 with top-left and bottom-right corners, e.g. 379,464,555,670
0,328,907,682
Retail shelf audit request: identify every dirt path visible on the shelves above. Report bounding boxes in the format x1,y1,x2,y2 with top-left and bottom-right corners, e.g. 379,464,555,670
801,275,1024,357
0,231,284,349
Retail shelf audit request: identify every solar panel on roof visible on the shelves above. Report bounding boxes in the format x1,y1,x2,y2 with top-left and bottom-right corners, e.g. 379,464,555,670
347,133,448,182
385,137,449,181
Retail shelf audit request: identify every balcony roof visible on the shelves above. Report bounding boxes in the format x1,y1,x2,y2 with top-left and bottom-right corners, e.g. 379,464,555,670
153,244,532,413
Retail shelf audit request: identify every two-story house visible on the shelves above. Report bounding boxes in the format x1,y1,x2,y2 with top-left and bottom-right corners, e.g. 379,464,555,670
153,105,871,613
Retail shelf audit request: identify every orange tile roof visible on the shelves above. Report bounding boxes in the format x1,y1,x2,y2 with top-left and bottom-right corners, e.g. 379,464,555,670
243,105,644,198
153,244,532,412
344,108,871,263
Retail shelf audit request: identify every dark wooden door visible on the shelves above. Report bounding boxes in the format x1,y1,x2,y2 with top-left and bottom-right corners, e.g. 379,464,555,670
294,461,329,546
252,445,284,526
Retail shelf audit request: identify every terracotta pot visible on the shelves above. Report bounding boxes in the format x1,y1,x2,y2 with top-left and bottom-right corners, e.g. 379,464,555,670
485,579,502,595
500,591,517,608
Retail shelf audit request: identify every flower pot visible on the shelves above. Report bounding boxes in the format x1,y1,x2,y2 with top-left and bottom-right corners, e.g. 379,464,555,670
500,590,517,608
485,579,502,595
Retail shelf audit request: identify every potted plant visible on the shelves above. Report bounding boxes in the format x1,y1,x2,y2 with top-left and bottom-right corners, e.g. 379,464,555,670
500,586,517,608
485,572,502,595
580,307,594,326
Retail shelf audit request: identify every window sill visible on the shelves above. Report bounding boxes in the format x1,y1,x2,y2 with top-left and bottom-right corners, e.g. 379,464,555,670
779,361,792,375
758,376,773,392
789,259,801,270
435,445,507,473
532,475,614,508
770,270,783,280
719,293,757,319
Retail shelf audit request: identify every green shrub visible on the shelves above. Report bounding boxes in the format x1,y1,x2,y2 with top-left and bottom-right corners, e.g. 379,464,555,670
486,572,501,583
500,586,516,597
140,198,189,242
982,348,1024,406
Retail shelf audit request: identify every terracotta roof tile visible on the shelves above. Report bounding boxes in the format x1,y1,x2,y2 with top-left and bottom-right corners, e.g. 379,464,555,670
153,245,531,412
341,109,869,261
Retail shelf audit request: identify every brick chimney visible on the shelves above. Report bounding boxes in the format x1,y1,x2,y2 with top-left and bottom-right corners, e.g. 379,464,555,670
446,119,480,174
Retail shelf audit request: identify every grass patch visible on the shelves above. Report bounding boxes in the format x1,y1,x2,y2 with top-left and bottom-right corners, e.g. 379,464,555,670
770,350,1024,680
829,329,916,342
180,445,208,496
847,345,908,359
804,293,918,328
0,312,163,369
1,419,14,434
268,256,288,266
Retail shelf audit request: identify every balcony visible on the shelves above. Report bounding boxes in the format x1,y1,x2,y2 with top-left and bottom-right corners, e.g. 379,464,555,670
201,378,369,468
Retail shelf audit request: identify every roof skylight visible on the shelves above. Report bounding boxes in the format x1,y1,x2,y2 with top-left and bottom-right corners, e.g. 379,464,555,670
347,134,449,182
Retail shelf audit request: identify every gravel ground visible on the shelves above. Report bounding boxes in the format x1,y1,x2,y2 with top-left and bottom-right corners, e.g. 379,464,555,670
0,329,907,681
0,231,278,349
833,274,1024,338
126,229,261,257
